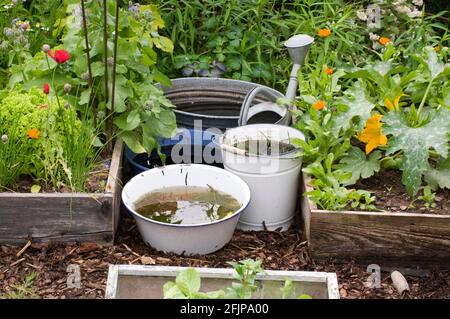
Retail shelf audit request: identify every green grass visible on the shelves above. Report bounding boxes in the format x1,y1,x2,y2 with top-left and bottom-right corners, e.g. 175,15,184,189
0,272,39,299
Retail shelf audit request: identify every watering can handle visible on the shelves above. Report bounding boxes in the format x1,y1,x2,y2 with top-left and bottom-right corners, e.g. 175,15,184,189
238,86,280,126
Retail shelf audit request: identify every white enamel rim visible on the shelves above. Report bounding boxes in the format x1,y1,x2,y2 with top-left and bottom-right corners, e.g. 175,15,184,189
217,124,306,160
122,164,251,228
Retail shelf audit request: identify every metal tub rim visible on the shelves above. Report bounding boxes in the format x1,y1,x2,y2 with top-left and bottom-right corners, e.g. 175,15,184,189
158,77,288,125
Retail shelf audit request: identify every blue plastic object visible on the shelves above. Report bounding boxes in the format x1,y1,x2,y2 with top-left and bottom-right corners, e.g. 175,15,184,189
125,129,222,175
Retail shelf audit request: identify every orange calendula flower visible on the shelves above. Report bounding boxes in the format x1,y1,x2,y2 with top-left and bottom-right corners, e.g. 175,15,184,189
379,37,390,46
358,114,387,155
385,95,401,111
325,67,333,75
27,129,41,139
317,28,331,38
312,100,326,111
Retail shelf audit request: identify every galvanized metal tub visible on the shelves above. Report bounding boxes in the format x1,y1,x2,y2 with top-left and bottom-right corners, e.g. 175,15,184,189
159,77,290,130
218,124,306,231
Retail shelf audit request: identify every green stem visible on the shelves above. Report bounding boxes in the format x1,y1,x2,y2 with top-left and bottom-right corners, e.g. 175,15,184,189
51,66,62,109
16,52,27,82
45,54,51,70
417,78,433,118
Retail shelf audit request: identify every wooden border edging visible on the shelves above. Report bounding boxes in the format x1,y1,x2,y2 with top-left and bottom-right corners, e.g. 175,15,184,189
0,139,124,245
300,173,450,268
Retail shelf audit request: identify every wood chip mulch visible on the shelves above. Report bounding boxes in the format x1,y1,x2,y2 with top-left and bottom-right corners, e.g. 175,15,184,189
1,213,449,299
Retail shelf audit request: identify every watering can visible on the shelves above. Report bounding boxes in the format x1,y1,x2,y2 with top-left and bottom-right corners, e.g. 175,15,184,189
238,34,314,126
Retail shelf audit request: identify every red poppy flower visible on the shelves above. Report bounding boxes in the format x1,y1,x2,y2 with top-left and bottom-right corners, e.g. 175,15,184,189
48,49,71,64
43,83,50,95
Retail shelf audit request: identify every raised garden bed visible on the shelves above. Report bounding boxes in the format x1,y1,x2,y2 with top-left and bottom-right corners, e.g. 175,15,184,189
0,140,123,245
105,264,339,299
300,172,450,268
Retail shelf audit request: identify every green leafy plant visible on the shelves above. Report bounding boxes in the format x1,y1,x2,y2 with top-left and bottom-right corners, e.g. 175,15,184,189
303,155,376,211
0,65,102,192
383,108,450,196
155,0,376,90
0,272,39,299
298,41,450,210
164,259,264,299
154,0,448,91
0,113,31,189
225,259,264,299
163,259,313,300
417,185,437,209
424,157,450,190
10,0,177,157
331,81,377,133
0,0,67,86
345,46,450,196
163,268,225,299
0,88,84,189
281,279,312,299
293,102,376,210
339,147,381,185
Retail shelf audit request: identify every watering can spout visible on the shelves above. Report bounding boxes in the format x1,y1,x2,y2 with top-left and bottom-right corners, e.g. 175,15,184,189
284,34,314,102
238,34,313,126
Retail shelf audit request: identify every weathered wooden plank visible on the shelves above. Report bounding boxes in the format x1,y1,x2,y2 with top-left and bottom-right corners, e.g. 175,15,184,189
0,140,124,245
309,210,450,266
106,138,124,237
0,193,114,244
301,173,450,267
299,173,311,241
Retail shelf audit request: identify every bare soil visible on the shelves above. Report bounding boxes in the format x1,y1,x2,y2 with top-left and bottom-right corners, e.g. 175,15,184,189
355,170,450,215
4,160,110,194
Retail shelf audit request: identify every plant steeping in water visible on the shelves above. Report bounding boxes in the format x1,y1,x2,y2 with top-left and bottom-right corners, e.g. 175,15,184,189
135,185,241,224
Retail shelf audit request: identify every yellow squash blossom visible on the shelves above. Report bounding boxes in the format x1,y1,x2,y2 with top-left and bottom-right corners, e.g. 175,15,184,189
384,95,401,111
358,114,387,155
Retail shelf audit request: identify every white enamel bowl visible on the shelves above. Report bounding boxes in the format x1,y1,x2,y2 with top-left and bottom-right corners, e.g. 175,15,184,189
122,164,250,255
